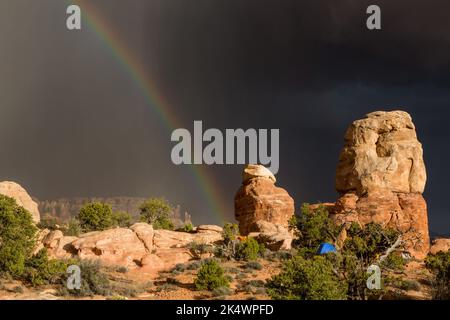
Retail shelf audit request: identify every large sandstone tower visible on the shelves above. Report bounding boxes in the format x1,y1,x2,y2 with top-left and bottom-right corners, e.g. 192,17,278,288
333,111,430,259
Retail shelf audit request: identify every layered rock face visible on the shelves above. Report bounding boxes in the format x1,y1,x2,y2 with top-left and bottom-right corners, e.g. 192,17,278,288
235,164,295,235
334,111,430,259
38,223,223,275
0,181,40,223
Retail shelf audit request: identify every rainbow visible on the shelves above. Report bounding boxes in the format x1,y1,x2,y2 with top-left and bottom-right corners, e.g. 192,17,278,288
70,0,229,224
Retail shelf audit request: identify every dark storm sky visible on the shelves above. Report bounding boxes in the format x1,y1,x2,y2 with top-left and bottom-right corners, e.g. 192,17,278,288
0,0,449,234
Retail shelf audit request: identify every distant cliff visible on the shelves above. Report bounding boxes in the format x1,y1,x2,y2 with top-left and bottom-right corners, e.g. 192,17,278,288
37,197,191,227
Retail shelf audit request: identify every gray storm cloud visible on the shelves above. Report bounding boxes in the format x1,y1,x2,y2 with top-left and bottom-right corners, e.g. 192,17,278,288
1,0,450,232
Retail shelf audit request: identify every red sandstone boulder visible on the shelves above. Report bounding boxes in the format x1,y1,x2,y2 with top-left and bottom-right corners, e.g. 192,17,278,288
235,165,295,235
430,238,450,255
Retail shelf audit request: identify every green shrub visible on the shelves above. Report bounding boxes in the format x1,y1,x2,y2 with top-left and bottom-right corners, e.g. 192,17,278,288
194,259,230,290
24,249,67,286
425,250,450,300
245,261,263,270
222,223,239,244
291,204,340,248
64,218,82,236
398,279,420,291
139,198,174,230
112,211,132,228
115,266,128,273
240,280,266,294
60,260,111,297
188,241,214,259
187,261,202,270
338,222,400,300
156,283,177,292
173,263,187,272
179,223,194,233
235,238,263,261
77,203,114,232
0,195,37,277
212,286,233,297
266,255,347,300
381,252,405,271
344,222,400,264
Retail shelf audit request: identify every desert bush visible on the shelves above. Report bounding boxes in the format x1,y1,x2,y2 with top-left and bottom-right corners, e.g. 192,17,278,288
188,241,214,259
60,260,111,297
222,223,239,244
64,218,82,236
139,198,174,230
266,255,347,300
179,223,194,233
0,195,37,277
112,211,132,228
115,266,128,273
398,279,420,291
194,259,230,290
344,222,400,264
212,286,233,297
240,280,265,294
77,202,114,232
235,238,263,261
23,249,67,286
173,263,187,272
245,261,263,270
337,222,400,300
156,283,177,292
187,261,203,270
425,250,450,300
290,204,340,248
236,272,247,280
266,249,297,262
381,252,405,271
227,267,240,274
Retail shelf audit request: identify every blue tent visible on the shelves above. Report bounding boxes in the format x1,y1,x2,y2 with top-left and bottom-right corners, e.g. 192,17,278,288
317,243,337,255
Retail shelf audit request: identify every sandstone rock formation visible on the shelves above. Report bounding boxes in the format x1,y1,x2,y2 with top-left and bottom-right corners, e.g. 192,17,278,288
248,221,293,251
40,223,223,275
72,228,148,267
0,181,40,223
235,165,295,235
429,238,450,255
333,111,430,259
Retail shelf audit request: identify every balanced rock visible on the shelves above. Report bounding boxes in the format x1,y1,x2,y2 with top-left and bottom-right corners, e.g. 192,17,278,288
235,165,294,235
334,111,430,259
0,181,40,223
242,164,276,184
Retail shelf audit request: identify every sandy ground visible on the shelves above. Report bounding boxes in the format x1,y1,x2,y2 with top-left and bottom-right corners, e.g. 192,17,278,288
0,259,434,300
